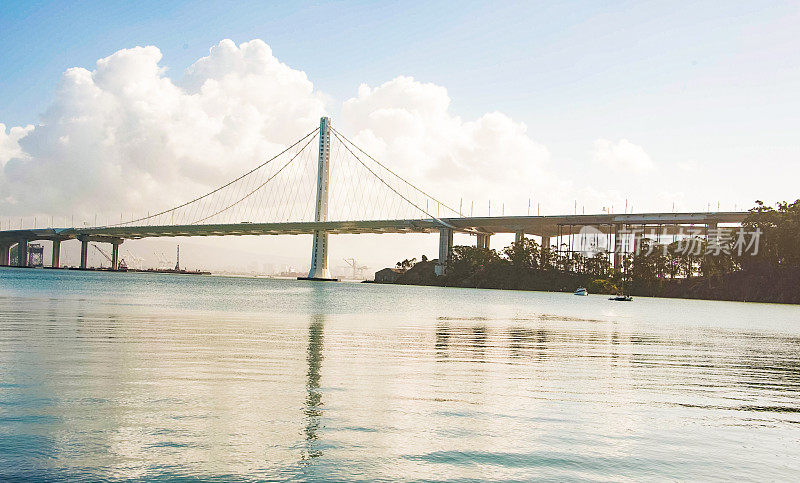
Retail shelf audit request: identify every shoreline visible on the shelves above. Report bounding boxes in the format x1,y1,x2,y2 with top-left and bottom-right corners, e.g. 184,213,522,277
368,260,800,305
363,279,795,305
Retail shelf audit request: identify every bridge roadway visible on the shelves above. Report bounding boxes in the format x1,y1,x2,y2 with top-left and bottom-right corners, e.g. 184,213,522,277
0,211,748,270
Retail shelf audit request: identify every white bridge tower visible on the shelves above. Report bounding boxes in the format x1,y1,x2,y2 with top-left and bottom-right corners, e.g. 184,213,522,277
301,117,337,281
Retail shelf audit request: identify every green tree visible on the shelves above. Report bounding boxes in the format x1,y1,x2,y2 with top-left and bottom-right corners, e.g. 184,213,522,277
446,246,502,279
741,200,800,270
396,257,416,270
502,238,540,270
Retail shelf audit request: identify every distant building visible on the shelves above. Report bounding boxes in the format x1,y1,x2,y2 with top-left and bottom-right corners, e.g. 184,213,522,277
374,267,404,283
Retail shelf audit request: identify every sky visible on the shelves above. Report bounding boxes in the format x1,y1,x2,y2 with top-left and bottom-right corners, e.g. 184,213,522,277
1,1,799,273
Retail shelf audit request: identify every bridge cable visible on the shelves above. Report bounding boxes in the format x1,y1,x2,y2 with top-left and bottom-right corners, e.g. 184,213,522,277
330,126,462,217
330,130,460,230
191,131,319,225
110,127,320,227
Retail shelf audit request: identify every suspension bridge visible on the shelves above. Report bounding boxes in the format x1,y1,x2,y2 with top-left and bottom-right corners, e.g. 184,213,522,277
0,117,747,277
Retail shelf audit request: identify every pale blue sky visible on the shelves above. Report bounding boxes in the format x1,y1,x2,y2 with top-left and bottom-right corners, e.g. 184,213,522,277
1,1,799,208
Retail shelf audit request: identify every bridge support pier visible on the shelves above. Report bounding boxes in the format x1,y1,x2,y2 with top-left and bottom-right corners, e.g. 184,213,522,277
79,238,89,269
515,231,525,245
613,225,623,270
435,227,453,276
16,240,28,267
633,229,644,256
305,230,334,280
540,234,550,267
51,240,61,268
0,243,10,266
111,240,122,270
476,233,491,250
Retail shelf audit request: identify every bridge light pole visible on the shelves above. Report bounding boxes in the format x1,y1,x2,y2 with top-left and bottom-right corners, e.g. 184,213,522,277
301,117,337,281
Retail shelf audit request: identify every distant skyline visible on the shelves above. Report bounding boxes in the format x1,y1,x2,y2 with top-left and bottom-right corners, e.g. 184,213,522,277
1,1,799,269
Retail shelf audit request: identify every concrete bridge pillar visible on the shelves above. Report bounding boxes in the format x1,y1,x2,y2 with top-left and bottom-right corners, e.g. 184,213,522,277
476,233,491,250
0,243,10,266
51,240,61,268
633,229,644,255
79,238,89,269
435,227,454,276
307,230,332,279
613,225,623,270
16,240,28,267
704,221,719,252
515,231,525,245
540,234,551,267
111,240,122,270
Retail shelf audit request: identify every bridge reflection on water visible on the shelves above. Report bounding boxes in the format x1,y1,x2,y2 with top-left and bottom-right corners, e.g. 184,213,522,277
1,269,799,480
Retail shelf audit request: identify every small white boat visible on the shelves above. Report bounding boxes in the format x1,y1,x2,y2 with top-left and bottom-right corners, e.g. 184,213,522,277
574,287,588,296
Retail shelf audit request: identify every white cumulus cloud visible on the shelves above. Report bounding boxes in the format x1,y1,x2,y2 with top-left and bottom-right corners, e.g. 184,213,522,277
0,39,325,218
0,123,33,167
1,40,634,224
593,138,655,172
341,76,560,215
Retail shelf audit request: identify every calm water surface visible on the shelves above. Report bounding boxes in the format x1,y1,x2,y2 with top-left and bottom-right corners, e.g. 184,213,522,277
1,267,799,481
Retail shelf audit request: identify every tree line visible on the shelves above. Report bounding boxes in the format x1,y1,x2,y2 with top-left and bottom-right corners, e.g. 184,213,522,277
391,200,800,304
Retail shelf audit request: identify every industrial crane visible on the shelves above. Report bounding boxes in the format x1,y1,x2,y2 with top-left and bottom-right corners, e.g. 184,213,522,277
124,249,144,270
91,244,128,270
343,258,368,279
155,251,171,269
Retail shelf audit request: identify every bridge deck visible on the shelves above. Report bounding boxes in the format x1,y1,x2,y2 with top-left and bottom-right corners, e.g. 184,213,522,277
0,212,748,244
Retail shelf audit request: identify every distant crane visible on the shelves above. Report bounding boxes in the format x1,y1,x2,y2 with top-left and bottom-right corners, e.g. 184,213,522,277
343,258,368,279
155,251,171,269
91,244,109,268
124,249,144,270
92,243,127,270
